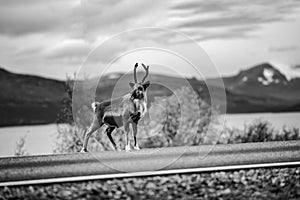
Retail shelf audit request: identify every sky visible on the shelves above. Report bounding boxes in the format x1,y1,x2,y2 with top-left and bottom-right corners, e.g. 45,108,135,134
1,0,300,80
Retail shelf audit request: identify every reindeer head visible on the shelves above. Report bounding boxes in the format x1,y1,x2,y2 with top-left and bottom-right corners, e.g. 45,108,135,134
129,63,150,100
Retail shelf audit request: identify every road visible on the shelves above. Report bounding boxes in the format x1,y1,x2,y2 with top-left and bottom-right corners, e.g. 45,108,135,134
0,140,300,186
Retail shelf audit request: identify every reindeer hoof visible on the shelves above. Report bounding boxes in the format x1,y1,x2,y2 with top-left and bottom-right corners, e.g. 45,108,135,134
133,146,140,150
115,146,121,151
125,145,131,151
80,148,88,153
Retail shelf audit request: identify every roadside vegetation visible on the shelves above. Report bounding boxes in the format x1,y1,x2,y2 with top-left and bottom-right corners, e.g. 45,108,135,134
14,134,28,156
219,120,300,144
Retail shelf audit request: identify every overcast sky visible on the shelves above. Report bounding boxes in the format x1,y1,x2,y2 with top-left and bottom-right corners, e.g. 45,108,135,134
1,0,300,80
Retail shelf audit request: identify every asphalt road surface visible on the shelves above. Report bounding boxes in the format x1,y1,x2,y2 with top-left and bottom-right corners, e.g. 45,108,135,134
0,140,300,186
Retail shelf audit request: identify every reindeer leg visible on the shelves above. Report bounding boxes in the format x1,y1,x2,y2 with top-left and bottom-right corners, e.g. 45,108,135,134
124,122,131,151
80,118,102,153
105,126,118,151
132,122,140,150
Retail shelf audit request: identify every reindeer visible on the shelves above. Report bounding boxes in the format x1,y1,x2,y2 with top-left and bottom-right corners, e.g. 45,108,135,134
80,63,150,152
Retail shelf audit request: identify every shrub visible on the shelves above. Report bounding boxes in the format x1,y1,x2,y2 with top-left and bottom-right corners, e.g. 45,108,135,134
219,119,300,144
14,135,28,156
141,87,219,148
275,126,300,141
235,119,275,143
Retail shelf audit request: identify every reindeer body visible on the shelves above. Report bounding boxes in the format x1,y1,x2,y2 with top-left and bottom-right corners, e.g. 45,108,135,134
80,63,150,152
93,94,147,128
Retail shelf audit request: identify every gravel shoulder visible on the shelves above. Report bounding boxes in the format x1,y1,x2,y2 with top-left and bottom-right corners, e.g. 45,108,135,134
1,167,300,200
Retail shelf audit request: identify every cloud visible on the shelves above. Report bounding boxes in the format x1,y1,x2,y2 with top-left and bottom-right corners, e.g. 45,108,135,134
177,15,277,28
1,0,299,41
0,0,80,36
171,1,222,12
269,45,299,52
42,36,132,65
168,0,300,41
0,0,170,76
15,46,44,57
80,0,168,39
1,0,300,79
291,64,300,70
43,39,92,64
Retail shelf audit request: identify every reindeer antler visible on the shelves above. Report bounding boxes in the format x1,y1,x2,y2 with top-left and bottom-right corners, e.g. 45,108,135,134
133,63,138,83
141,63,149,83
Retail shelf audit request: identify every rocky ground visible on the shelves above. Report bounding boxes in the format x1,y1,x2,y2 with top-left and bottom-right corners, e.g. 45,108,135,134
1,167,300,200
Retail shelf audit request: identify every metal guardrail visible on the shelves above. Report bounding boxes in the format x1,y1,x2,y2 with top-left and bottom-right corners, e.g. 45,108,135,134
0,140,300,186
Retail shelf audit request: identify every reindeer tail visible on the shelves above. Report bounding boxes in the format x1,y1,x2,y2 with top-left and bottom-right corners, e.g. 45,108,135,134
91,102,100,112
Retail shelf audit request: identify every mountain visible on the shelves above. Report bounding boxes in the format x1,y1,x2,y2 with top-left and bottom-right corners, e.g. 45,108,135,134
220,63,300,101
207,63,300,112
0,67,67,126
0,62,299,126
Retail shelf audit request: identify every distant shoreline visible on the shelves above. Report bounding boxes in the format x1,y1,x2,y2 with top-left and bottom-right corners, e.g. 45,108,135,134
1,110,300,128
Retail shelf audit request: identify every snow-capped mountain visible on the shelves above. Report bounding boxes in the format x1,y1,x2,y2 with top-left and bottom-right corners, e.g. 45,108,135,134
269,61,300,81
220,63,300,101
225,63,287,87
257,67,285,85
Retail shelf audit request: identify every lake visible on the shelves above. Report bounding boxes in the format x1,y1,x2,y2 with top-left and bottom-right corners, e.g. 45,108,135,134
0,112,299,157
223,112,300,130
0,124,60,157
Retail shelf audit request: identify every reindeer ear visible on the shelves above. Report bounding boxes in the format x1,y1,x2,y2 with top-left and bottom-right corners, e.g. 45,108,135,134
129,82,135,89
142,81,150,90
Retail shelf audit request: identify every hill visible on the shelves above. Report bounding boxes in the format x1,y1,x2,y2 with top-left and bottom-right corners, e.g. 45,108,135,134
0,68,67,126
0,62,300,126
